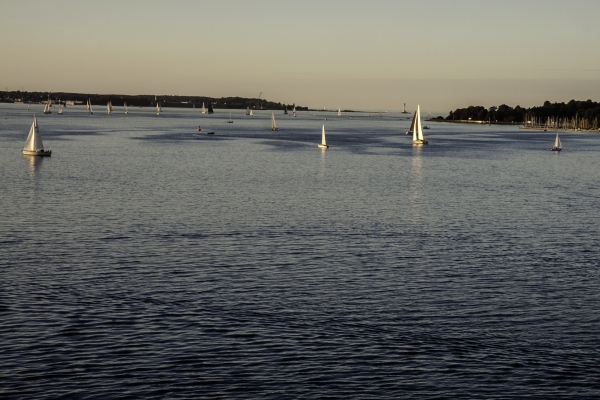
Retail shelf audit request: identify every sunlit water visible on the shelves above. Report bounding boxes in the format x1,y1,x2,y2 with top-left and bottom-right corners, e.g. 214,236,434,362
1,103,600,398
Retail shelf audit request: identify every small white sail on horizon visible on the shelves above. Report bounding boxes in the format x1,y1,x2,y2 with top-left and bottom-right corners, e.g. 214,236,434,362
293,106,297,117
202,102,206,114
250,109,253,116
338,108,341,116
412,105,428,145
124,102,129,114
271,112,278,131
22,115,51,156
226,112,233,123
156,101,161,115
318,125,329,149
43,97,51,114
551,133,562,151
87,99,94,114
107,101,111,114
57,103,63,115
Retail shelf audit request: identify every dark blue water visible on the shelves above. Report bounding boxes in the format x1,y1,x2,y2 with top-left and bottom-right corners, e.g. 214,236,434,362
1,104,600,398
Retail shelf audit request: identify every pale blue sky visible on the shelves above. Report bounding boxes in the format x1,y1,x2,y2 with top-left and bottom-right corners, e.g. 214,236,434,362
2,0,600,112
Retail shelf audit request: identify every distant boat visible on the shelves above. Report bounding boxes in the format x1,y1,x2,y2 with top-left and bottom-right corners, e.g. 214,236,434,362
246,105,251,116
156,101,161,115
107,101,111,114
207,102,214,114
226,112,233,123
271,112,278,131
401,103,409,114
293,106,297,117
202,102,206,114
550,133,562,151
249,109,253,116
412,105,428,145
338,108,341,116
22,115,51,156
43,97,51,115
57,103,63,115
406,111,417,134
318,125,329,149
124,102,129,114
283,106,288,115
87,98,93,114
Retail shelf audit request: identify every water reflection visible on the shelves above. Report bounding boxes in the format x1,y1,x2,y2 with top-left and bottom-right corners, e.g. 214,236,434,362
24,154,45,179
409,145,423,222
319,146,326,178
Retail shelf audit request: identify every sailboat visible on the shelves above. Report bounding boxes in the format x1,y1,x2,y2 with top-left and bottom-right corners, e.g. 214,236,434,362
550,133,562,151
271,112,278,131
318,125,329,149
124,102,129,114
43,98,51,114
22,115,51,156
87,99,94,114
202,102,206,114
57,103,63,115
412,105,428,145
406,111,417,134
245,105,250,116
107,101,111,114
338,108,341,116
207,102,214,114
402,103,409,114
283,106,288,115
249,109,253,116
226,112,233,123
293,106,297,117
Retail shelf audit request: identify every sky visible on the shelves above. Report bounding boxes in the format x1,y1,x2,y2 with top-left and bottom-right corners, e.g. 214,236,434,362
2,0,600,113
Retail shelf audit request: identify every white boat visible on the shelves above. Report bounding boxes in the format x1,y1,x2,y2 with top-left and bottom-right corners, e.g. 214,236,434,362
124,102,129,114
156,101,161,115
57,103,63,115
107,101,111,114
402,103,409,114
202,102,206,114
43,98,51,115
406,111,417,134
338,108,341,116
226,112,233,123
245,105,250,116
318,125,329,149
550,133,562,151
249,109,253,116
271,112,278,131
412,105,428,145
22,115,51,156
293,106,297,117
87,98,94,114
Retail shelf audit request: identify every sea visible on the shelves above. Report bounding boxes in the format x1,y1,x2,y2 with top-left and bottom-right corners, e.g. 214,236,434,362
1,103,600,399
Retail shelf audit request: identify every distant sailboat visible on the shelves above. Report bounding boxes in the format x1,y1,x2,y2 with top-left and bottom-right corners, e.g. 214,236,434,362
43,97,51,114
271,112,278,131
412,105,428,145
406,111,417,134
338,108,341,116
283,106,288,115
107,101,111,114
207,102,214,114
87,98,94,114
246,105,251,116
293,106,297,117
22,115,51,156
402,103,409,114
202,102,206,114
249,109,253,116
550,133,562,151
124,102,129,114
156,101,161,115
226,112,233,123
318,125,329,149
57,103,63,115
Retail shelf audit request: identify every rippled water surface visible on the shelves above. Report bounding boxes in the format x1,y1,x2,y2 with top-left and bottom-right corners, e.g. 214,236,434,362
1,104,600,398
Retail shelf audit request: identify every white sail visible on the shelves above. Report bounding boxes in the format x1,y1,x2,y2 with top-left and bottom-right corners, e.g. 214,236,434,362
107,101,111,114
271,112,277,131
87,99,94,114
338,108,341,116
293,106,297,117
321,125,327,145
124,102,128,114
250,109,253,116
23,116,44,152
58,104,63,115
156,102,161,115
202,102,206,114
416,105,424,141
246,106,250,116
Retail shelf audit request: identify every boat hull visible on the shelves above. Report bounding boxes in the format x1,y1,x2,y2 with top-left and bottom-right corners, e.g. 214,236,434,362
318,144,329,149
413,140,428,145
271,128,278,131
550,147,562,151
23,150,52,156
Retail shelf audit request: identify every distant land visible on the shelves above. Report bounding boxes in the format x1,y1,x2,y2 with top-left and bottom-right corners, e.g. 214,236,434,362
439,99,600,131
0,91,309,111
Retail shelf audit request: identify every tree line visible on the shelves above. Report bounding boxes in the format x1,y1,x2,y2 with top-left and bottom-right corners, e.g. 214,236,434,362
443,99,600,124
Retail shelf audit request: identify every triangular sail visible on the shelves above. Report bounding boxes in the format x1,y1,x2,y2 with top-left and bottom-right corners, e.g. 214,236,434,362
202,102,206,114
416,105,424,141
410,111,417,139
124,102,128,114
23,116,44,152
321,125,327,145
338,108,341,116
271,113,277,130
107,102,111,114
555,133,562,149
